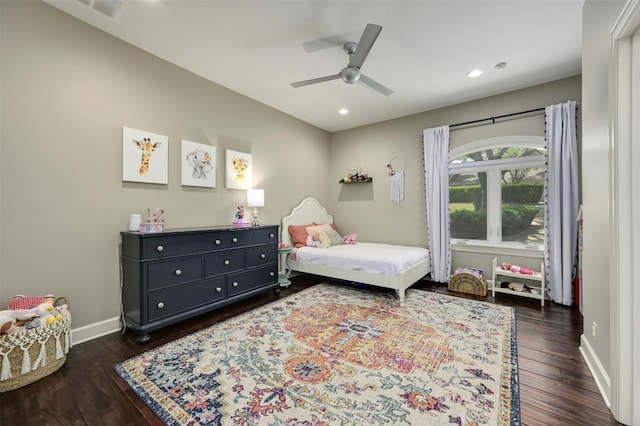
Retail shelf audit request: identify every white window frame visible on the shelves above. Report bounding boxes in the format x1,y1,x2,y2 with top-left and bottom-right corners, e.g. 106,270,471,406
449,136,546,255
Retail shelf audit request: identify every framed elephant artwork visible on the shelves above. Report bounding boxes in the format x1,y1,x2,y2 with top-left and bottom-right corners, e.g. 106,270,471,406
225,149,252,190
181,140,216,188
122,127,169,184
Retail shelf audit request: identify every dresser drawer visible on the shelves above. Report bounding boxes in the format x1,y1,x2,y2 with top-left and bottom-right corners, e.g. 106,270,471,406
148,277,226,321
246,244,278,268
226,227,278,247
204,250,245,277
147,257,202,290
227,265,278,297
141,231,228,259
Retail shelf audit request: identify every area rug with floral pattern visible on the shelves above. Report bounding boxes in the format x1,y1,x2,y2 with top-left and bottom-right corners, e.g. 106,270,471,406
114,282,519,425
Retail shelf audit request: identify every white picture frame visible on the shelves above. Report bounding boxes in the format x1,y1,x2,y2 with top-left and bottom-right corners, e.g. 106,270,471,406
181,140,216,188
225,149,252,190
122,127,169,184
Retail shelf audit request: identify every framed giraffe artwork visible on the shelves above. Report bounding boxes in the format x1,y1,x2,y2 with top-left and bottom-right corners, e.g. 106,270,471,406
122,127,169,184
225,149,252,190
181,140,216,188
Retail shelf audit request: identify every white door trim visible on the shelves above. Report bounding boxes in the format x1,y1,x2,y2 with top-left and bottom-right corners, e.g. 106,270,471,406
609,1,640,424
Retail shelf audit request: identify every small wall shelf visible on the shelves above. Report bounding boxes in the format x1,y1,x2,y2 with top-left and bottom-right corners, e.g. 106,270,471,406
339,177,373,184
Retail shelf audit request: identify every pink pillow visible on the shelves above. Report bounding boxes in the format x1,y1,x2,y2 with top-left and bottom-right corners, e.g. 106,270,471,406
288,223,316,248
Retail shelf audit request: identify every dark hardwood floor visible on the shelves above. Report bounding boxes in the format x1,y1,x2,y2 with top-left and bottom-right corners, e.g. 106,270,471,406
0,274,621,425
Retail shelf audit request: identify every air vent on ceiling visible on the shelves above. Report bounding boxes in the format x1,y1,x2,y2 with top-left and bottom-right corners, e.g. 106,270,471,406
75,0,126,20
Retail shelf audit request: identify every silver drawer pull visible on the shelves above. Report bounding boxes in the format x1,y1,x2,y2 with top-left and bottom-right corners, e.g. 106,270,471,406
260,253,266,259
156,245,164,252
157,302,165,309
270,272,275,277
215,287,222,293
175,269,182,276
232,237,238,243
224,260,230,266
215,239,221,245
269,233,275,238
232,282,239,287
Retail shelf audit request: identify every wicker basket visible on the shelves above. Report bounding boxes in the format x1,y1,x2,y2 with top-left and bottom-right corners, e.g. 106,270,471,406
448,272,488,296
0,302,71,393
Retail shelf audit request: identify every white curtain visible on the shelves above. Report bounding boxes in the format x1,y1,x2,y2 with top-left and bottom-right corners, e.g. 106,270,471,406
423,126,451,283
545,101,579,305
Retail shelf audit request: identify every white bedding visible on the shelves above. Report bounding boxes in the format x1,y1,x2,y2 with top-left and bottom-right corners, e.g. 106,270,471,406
282,197,431,304
294,242,429,276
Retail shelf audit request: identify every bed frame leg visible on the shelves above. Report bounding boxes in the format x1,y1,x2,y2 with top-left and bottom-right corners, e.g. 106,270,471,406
397,290,405,305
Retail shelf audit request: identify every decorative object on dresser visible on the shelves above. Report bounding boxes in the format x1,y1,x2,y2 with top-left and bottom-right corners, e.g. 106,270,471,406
246,188,264,226
491,257,546,307
233,205,250,228
120,225,279,342
138,208,165,234
128,214,142,232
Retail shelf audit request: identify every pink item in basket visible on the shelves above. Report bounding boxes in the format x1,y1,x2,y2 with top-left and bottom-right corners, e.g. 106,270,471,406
8,295,46,310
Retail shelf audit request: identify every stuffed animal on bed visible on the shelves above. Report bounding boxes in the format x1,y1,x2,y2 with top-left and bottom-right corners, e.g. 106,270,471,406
306,231,329,248
342,233,357,244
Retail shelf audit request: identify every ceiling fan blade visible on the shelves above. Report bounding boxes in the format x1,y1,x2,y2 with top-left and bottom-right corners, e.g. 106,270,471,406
359,74,394,96
291,74,341,88
348,23,382,69
302,35,347,53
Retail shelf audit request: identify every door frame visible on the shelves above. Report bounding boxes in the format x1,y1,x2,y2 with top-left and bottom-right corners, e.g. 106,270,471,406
609,0,640,423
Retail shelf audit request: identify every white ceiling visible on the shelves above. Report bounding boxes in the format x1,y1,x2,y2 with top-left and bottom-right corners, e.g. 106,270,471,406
43,0,584,133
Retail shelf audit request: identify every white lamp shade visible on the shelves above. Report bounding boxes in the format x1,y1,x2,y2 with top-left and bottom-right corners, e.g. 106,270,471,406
246,189,264,208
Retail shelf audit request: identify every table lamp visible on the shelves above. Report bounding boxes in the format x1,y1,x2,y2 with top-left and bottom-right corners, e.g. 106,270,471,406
246,189,264,226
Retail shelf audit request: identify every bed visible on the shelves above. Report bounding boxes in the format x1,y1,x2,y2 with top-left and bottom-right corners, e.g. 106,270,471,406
281,197,431,303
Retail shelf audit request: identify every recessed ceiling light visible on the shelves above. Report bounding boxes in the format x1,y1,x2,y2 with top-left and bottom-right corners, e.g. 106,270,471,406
494,62,507,71
339,108,349,115
467,69,483,78
75,0,127,19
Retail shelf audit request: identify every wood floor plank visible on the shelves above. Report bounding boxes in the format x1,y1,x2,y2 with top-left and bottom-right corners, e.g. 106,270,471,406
0,275,621,425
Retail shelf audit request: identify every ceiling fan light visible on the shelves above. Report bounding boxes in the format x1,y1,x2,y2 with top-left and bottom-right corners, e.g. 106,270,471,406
340,67,361,84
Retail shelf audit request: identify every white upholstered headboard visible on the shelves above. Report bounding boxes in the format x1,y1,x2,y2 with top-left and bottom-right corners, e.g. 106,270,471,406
281,197,333,247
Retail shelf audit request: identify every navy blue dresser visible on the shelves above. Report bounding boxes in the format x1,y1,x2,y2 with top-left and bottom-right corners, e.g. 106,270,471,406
120,225,279,342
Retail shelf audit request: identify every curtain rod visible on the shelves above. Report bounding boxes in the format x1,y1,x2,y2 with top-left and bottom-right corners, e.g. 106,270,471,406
449,107,545,130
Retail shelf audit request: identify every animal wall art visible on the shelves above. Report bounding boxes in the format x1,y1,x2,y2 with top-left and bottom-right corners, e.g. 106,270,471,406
122,127,168,184
181,140,216,188
225,149,252,190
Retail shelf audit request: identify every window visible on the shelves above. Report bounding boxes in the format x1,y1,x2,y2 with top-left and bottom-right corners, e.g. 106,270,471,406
449,136,546,249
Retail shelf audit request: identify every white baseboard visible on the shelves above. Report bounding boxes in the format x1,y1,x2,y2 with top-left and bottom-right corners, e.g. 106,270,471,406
70,316,122,346
579,333,612,409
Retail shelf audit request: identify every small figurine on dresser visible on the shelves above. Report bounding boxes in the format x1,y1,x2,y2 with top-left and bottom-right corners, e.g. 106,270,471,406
233,205,250,228
139,208,165,234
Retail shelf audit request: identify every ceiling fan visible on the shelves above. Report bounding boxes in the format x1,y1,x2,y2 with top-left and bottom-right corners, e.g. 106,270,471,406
290,23,393,97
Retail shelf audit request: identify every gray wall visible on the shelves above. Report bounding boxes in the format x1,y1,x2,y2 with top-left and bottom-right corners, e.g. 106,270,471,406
330,76,582,275
0,1,331,330
581,0,627,403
